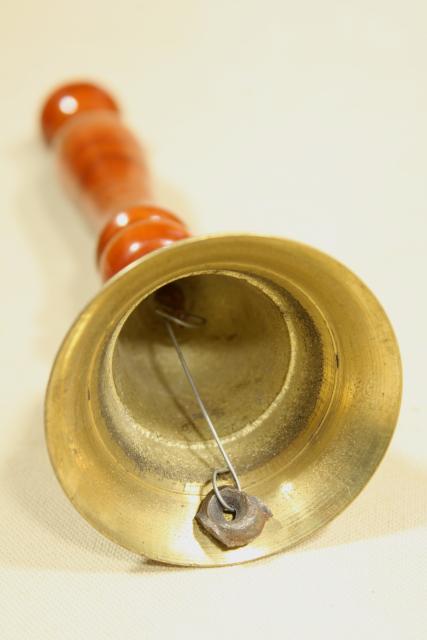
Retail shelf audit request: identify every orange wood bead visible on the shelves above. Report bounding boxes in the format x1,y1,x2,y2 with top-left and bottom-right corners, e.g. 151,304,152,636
97,205,187,261
99,219,190,281
40,81,190,279
56,111,152,228
41,82,119,144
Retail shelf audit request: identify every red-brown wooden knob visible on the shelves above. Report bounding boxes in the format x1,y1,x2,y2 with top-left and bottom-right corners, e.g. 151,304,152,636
40,81,190,279
41,82,119,144
98,205,189,280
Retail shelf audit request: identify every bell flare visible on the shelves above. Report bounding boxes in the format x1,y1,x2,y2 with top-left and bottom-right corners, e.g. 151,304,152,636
45,234,401,566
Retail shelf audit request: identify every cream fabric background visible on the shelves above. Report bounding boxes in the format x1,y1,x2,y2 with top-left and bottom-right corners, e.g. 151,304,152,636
1,1,426,638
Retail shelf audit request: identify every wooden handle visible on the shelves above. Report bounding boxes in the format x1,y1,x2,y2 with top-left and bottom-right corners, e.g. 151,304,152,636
41,81,190,280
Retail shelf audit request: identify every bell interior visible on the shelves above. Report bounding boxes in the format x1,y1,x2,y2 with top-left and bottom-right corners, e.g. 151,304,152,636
107,272,328,485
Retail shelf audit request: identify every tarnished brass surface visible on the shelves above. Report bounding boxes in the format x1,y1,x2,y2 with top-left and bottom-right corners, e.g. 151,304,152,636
45,234,402,566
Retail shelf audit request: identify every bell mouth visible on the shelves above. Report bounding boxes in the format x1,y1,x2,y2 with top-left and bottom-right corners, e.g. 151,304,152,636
105,271,329,484
45,234,401,566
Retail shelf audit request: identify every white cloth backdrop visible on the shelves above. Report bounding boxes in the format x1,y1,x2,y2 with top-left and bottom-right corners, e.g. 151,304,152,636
1,1,426,638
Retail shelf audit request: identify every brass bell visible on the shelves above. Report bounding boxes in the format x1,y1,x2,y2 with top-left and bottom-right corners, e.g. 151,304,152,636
41,82,401,567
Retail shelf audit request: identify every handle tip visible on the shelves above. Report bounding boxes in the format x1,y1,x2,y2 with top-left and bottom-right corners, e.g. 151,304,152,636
40,81,119,144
